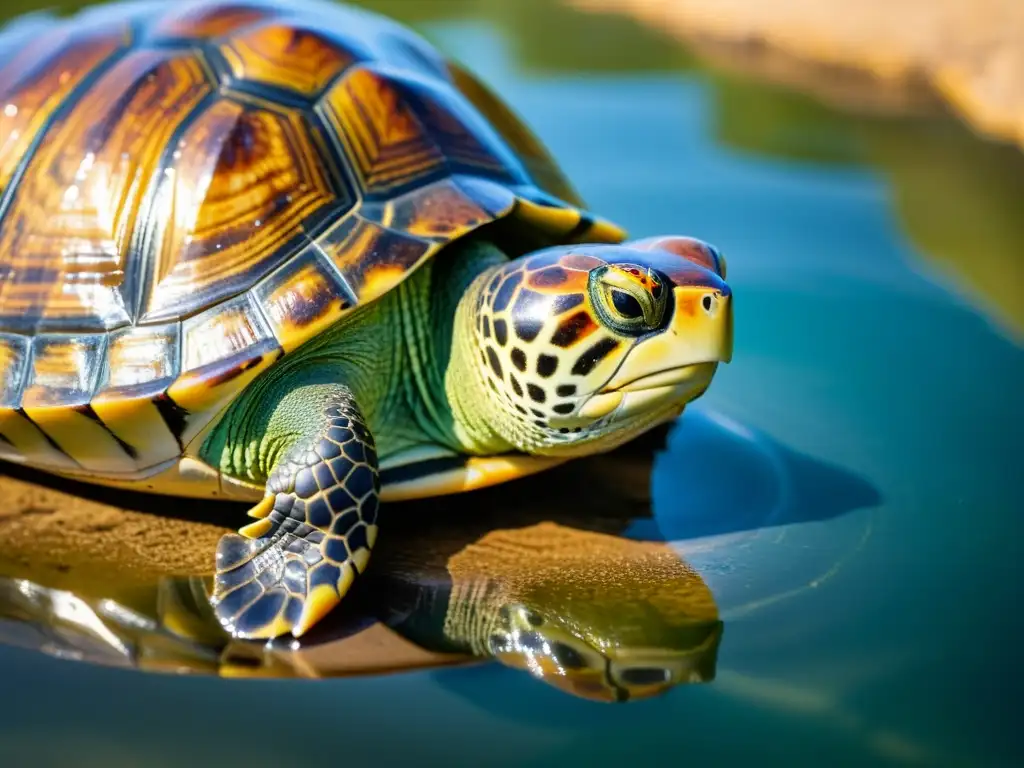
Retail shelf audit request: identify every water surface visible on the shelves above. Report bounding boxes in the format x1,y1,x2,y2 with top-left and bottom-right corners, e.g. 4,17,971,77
0,1,1021,766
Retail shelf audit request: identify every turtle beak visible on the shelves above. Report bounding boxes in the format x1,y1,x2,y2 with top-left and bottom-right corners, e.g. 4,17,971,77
610,283,733,387
578,283,732,421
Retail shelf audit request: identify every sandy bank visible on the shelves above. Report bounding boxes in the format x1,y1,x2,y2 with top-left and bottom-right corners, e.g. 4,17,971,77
568,0,1024,149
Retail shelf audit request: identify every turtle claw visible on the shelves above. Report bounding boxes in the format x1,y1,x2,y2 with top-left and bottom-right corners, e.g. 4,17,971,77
238,517,273,538
293,567,355,637
210,386,380,640
246,496,275,520
211,527,363,640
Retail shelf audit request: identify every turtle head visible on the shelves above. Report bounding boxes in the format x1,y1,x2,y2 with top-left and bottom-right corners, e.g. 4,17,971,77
450,236,732,456
486,601,722,703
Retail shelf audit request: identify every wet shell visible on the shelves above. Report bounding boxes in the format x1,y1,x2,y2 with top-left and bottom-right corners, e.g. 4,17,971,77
0,0,625,484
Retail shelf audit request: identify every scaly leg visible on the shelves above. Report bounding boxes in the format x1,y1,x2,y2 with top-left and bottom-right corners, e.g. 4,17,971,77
211,387,379,639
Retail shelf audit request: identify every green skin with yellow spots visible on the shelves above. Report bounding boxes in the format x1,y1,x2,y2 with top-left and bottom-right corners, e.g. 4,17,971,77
201,237,732,640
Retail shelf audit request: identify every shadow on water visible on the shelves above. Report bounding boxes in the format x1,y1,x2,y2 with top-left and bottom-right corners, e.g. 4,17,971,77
0,406,880,701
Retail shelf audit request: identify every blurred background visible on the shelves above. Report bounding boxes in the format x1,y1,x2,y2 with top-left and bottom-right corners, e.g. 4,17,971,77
0,1,1021,766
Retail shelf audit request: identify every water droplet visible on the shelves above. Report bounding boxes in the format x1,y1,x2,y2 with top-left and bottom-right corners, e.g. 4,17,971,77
3,104,17,118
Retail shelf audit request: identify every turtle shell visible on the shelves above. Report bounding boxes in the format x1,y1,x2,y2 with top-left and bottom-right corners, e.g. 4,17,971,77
0,0,625,486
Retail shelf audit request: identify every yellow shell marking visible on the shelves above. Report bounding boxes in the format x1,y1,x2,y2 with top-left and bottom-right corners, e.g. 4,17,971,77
168,292,283,448
321,65,448,197
220,21,356,96
91,323,183,469
141,99,337,322
21,335,132,473
254,246,356,353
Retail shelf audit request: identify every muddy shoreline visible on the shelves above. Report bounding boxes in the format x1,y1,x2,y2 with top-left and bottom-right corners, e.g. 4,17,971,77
568,0,1024,150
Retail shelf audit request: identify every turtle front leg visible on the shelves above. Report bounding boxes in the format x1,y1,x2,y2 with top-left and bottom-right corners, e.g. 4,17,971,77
211,387,379,640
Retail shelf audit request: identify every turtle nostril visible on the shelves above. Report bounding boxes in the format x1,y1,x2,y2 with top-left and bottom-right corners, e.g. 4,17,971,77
701,294,715,314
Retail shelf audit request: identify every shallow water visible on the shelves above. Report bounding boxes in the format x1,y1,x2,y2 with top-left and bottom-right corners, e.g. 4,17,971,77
0,1,1022,766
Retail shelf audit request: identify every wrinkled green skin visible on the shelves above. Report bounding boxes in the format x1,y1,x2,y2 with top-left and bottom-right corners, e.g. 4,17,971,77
201,241,506,480
201,241,514,639
199,237,727,639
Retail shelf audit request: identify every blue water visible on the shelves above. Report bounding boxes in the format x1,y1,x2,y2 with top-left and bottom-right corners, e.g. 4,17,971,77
1,3,1022,766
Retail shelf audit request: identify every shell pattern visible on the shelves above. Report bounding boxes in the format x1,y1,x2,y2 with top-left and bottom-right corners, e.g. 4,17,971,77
0,0,625,481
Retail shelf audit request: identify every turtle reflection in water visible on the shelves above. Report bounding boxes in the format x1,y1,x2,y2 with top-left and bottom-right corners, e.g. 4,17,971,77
0,427,721,701
378,519,721,702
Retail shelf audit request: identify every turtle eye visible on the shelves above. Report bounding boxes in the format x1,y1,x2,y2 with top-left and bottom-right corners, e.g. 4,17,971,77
550,642,588,670
589,264,667,335
610,289,643,319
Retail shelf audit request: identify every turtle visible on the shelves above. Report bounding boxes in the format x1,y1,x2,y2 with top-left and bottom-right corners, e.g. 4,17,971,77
0,429,722,698
0,0,733,640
